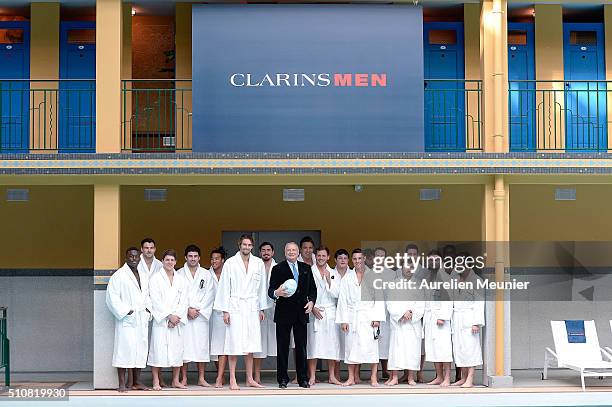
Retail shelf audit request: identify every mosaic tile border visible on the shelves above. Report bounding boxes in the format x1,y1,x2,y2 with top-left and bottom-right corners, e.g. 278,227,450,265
1,164,612,175
2,152,612,174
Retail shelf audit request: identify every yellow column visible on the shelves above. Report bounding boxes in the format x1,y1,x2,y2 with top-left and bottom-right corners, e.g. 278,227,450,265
93,184,121,389
482,175,511,385
481,0,508,152
535,4,564,151
94,184,121,274
605,5,612,151
96,0,123,153
30,3,60,152
464,3,481,150
122,3,132,151
175,3,192,151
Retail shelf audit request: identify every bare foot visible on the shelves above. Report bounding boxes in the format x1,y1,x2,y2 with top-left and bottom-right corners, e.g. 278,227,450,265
460,381,473,388
385,377,398,386
229,381,240,390
328,377,342,385
215,378,224,388
247,379,264,388
132,383,150,391
440,379,450,387
342,379,355,387
427,377,443,385
291,377,298,384
152,385,162,391
371,380,379,387
407,379,417,386
308,377,316,386
198,379,211,387
118,386,128,393
451,379,466,386
180,380,187,387
160,381,168,388
354,377,361,385
172,382,188,389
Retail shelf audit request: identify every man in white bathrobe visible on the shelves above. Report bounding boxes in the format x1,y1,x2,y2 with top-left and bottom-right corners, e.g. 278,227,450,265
374,247,392,380
213,234,270,390
139,238,163,277
106,247,151,392
253,241,277,384
420,250,454,387
307,246,342,385
148,249,189,390
180,245,216,387
336,249,386,387
384,260,425,386
333,248,351,371
451,258,485,388
208,247,227,388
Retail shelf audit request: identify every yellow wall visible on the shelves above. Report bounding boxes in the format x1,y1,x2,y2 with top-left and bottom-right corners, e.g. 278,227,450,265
120,185,484,265
510,185,612,266
0,186,93,268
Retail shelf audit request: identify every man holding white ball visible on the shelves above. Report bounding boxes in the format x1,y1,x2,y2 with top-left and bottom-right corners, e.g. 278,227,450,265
269,242,317,389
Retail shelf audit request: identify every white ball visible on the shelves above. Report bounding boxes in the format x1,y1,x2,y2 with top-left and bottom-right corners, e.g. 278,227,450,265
283,279,298,297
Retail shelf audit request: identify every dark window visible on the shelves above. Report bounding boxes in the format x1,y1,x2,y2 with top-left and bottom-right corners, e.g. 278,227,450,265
0,29,24,44
508,30,527,46
570,31,597,46
67,29,95,45
428,29,457,45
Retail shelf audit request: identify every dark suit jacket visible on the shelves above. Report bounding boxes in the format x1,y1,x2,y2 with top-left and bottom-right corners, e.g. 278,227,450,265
268,260,317,324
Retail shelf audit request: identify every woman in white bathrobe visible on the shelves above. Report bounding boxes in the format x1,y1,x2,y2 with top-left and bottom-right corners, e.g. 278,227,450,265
148,250,189,390
451,265,485,388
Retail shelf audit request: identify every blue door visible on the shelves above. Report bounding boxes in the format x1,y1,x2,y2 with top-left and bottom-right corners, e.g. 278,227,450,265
508,23,535,151
59,22,95,153
424,22,465,151
0,22,29,153
563,23,606,151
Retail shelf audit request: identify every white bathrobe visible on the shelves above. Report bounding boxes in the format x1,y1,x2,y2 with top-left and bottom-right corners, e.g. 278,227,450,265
377,267,396,360
334,267,351,360
307,264,342,361
255,259,277,359
451,271,485,367
336,268,386,364
148,269,189,367
386,283,425,371
138,255,163,277
209,268,225,361
212,252,270,355
106,263,151,368
181,264,216,363
420,269,454,363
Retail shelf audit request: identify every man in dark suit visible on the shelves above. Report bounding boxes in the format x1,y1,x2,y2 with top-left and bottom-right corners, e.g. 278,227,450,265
269,241,317,388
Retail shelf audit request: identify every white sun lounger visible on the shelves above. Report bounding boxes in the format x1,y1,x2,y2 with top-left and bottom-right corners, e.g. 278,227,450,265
543,320,612,391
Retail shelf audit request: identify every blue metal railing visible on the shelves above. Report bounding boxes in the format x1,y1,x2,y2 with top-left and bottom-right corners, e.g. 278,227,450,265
0,79,95,153
424,79,482,151
509,80,609,151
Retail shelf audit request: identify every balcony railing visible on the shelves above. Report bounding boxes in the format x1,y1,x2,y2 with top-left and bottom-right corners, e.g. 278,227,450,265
424,79,482,151
121,79,192,152
509,80,610,151
0,79,95,153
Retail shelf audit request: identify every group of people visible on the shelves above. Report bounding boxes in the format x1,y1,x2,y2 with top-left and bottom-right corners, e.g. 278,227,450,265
106,236,485,392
